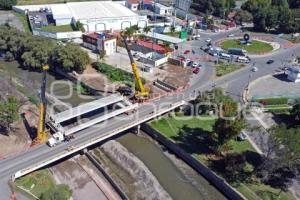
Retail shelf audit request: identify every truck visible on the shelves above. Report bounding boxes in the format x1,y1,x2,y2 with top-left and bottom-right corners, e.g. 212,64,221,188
228,48,247,56
47,132,75,147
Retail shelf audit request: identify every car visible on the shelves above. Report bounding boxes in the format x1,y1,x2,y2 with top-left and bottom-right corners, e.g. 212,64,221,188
267,59,274,64
252,67,258,72
227,33,235,37
192,62,199,68
237,131,247,141
192,34,201,40
193,67,200,74
205,38,212,43
184,50,190,54
185,58,191,63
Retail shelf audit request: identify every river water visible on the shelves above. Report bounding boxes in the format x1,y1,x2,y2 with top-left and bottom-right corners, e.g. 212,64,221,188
0,60,227,199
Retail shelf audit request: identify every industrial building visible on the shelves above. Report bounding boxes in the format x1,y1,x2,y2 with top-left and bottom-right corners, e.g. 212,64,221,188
13,1,148,33
125,0,153,11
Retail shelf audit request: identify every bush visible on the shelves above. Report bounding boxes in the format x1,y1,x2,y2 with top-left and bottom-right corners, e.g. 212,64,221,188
256,97,288,105
0,0,17,10
93,62,135,85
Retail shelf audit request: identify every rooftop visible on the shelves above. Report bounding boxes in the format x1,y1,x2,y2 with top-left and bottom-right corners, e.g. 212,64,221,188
84,32,115,40
144,32,185,44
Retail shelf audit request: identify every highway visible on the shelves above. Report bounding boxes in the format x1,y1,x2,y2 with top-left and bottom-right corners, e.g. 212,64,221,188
0,28,299,199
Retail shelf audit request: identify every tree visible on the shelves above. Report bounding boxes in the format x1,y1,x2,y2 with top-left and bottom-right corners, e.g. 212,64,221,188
0,96,20,134
40,185,72,200
143,26,151,34
75,21,85,32
291,103,300,122
5,51,14,61
234,10,253,25
213,117,246,151
0,0,17,10
99,50,106,63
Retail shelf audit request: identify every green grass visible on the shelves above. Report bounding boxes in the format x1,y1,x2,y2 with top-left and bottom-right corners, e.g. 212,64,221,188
14,169,72,199
236,183,295,200
221,39,273,54
164,32,180,38
18,0,95,5
216,63,243,76
12,12,31,33
41,24,74,33
15,170,55,198
150,115,295,200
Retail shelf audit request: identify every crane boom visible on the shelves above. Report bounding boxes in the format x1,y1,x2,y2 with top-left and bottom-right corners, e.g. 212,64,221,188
122,36,149,97
32,65,49,145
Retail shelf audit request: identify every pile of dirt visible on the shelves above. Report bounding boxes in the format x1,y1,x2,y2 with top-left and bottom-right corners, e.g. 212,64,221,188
101,140,172,200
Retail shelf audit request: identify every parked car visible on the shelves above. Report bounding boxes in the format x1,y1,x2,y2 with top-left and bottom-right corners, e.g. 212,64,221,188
267,59,274,64
184,50,190,54
193,67,200,74
237,131,247,141
192,62,199,68
192,34,201,40
227,33,235,37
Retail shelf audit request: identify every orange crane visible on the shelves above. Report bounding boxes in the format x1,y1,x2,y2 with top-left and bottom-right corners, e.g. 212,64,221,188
122,35,149,98
32,65,49,145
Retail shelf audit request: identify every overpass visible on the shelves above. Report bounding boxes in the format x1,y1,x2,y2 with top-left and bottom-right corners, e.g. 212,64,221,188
12,101,185,180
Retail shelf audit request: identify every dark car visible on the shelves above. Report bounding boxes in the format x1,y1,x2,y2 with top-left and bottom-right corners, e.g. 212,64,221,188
193,67,200,74
267,60,274,64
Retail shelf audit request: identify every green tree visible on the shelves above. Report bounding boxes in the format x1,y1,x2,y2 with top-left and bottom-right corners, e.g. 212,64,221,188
234,10,253,25
5,51,14,61
40,185,72,200
143,26,151,34
76,21,85,32
0,0,17,10
0,96,20,134
99,50,106,63
213,117,246,153
291,103,300,122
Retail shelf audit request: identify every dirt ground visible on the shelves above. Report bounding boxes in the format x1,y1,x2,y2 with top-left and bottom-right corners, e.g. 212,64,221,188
160,64,192,89
50,156,119,200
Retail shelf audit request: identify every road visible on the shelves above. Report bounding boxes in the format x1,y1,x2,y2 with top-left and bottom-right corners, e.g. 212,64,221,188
0,28,299,199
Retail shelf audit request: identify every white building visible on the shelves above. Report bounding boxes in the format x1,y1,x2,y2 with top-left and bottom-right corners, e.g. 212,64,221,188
287,65,300,83
154,3,173,15
83,32,116,55
13,1,148,32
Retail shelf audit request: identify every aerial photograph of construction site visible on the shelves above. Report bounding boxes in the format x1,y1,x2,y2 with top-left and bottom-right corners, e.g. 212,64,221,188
0,0,300,199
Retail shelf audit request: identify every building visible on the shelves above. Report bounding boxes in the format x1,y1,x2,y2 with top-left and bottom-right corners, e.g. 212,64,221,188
83,32,117,55
126,0,153,11
287,65,300,83
13,1,148,33
154,3,173,15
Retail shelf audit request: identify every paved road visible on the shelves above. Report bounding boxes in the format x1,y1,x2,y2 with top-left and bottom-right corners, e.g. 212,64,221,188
0,28,299,199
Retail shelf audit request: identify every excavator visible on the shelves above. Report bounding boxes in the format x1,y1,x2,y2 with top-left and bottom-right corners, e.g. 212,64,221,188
121,35,150,99
32,65,49,145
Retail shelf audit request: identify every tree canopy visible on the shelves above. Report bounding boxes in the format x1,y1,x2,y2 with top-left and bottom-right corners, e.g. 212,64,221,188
0,0,17,10
0,25,90,73
0,96,20,135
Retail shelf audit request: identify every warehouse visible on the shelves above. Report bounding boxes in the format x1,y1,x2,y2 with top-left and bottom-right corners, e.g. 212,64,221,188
13,1,148,32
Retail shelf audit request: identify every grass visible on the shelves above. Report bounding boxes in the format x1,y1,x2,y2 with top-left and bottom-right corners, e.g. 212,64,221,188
15,169,55,198
12,12,31,33
221,39,273,54
18,0,95,5
14,169,72,199
164,32,180,38
41,24,74,33
216,63,243,76
150,115,295,200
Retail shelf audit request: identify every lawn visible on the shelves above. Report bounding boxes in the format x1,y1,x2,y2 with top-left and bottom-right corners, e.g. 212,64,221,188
150,115,295,200
221,39,273,54
216,63,243,76
14,169,72,199
18,0,95,5
12,12,31,33
41,24,74,33
164,32,180,38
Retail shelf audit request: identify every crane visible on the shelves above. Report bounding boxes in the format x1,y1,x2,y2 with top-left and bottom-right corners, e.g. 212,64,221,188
32,65,49,145
121,35,149,98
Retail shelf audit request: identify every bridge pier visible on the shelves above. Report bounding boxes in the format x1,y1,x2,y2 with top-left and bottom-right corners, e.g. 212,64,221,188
135,124,141,135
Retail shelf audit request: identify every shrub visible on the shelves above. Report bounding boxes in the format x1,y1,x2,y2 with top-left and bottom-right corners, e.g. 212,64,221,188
256,97,288,105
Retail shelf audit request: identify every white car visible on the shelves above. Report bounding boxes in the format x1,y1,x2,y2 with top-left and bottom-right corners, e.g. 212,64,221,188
205,38,212,43
192,34,201,40
192,62,199,68
227,34,235,37
185,58,191,63
252,67,258,72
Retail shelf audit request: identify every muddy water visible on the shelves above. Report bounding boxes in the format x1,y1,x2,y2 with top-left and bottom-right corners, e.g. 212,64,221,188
0,60,94,107
118,133,227,200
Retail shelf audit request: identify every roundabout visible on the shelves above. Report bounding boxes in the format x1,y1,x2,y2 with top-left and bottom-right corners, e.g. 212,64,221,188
220,39,274,54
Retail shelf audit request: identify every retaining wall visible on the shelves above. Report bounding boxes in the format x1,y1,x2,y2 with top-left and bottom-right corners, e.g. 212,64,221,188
141,123,245,200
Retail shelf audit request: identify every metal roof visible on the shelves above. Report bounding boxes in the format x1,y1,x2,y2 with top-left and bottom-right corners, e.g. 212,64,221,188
144,32,185,44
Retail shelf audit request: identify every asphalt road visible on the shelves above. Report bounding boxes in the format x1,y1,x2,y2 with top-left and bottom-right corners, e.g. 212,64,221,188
0,28,299,199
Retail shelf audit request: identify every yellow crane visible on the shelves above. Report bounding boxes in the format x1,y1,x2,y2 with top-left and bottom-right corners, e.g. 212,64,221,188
122,35,149,98
32,65,49,145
